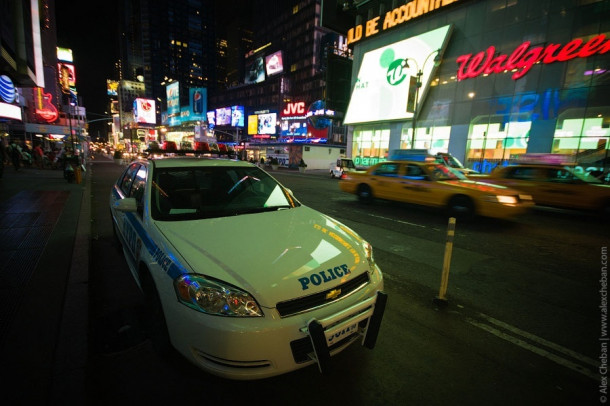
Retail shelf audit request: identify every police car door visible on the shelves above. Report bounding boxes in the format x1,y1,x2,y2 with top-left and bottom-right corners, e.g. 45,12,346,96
122,164,148,272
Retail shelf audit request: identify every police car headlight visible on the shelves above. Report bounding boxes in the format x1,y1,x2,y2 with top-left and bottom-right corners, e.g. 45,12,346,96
174,274,263,317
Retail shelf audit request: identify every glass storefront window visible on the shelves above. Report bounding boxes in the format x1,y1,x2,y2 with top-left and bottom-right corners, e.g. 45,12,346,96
553,115,610,173
466,120,531,173
400,126,451,153
352,128,390,167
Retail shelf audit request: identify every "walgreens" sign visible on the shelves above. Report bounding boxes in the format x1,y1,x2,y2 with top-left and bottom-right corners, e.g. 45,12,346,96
456,34,610,81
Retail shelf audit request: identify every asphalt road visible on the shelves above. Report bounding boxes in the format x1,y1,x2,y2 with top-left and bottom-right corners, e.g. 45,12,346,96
86,157,605,405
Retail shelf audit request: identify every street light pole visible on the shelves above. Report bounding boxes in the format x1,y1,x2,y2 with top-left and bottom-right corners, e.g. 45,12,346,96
403,49,441,149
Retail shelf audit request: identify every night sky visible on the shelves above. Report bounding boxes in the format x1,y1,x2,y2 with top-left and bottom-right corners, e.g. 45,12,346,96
55,1,119,136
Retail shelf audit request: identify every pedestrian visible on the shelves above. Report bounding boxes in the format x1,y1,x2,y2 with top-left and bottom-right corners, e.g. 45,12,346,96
9,140,21,171
33,143,44,169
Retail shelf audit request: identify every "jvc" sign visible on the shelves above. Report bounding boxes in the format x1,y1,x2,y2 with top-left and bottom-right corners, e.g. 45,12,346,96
281,101,306,117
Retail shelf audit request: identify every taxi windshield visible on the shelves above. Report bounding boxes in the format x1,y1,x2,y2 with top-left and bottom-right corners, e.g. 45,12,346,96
151,165,298,220
569,167,603,184
426,163,467,181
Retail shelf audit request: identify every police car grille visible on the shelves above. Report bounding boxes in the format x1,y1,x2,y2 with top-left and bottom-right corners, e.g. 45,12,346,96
276,272,370,317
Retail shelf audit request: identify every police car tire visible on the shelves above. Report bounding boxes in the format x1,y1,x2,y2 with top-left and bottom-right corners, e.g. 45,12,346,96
330,171,335,178
141,270,172,356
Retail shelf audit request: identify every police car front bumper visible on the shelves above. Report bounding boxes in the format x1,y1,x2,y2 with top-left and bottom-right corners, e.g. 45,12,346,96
305,290,387,374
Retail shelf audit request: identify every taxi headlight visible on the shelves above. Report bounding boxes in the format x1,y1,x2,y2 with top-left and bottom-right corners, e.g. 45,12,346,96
487,195,518,205
174,274,263,317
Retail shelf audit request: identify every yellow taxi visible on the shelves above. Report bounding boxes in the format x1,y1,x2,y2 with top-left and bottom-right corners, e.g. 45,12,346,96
338,160,534,219
479,162,610,216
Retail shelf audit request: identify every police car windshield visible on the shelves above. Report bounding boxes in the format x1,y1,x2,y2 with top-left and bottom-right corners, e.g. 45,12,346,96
151,166,298,220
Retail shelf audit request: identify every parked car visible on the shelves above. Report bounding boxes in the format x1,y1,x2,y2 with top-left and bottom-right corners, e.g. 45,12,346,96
339,160,533,219
330,158,364,178
478,163,610,216
109,157,387,379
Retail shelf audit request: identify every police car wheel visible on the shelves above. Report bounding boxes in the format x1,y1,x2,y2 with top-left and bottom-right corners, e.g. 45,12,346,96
141,270,172,355
357,184,373,204
330,171,335,178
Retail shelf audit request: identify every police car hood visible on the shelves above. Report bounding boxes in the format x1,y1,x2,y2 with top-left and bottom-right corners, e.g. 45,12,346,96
154,206,369,308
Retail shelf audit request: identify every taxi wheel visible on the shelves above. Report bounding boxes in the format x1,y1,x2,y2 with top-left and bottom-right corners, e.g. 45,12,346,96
357,184,373,204
140,270,172,356
448,195,475,219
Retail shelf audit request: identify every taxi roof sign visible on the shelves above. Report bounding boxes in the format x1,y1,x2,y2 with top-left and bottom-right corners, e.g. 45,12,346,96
515,153,575,165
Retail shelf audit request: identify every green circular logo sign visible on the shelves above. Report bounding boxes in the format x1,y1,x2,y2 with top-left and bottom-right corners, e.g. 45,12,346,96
386,59,406,86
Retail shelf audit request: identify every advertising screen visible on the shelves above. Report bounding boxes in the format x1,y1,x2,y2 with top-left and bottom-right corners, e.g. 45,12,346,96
248,115,258,134
231,105,244,127
189,87,207,118
107,80,118,97
207,111,216,126
258,112,277,134
133,98,156,124
58,62,76,94
343,25,452,125
215,107,232,125
265,51,284,76
245,56,265,84
56,47,73,62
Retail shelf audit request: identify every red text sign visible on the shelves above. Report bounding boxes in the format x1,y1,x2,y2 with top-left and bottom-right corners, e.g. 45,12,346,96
456,34,610,80
282,102,306,117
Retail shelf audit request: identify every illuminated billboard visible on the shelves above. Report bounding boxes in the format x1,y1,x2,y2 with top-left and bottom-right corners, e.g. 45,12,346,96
265,51,284,76
58,62,76,94
133,98,156,124
56,47,73,62
343,25,452,125
166,81,180,126
248,115,258,134
207,111,215,126
215,107,232,125
258,112,277,134
107,80,118,96
189,87,206,119
245,56,265,84
231,105,244,127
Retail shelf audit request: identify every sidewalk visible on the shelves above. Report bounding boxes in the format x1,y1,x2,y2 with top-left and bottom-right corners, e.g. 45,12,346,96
0,161,91,405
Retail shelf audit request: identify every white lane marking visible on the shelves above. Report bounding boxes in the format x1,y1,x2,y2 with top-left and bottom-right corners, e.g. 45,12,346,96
479,313,597,367
467,315,597,381
368,214,426,228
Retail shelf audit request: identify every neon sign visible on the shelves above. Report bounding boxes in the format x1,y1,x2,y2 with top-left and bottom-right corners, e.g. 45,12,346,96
456,34,610,81
281,101,306,117
347,0,460,46
33,88,58,123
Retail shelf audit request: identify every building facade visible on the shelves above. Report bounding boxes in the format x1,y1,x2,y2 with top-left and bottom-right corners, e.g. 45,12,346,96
340,0,610,173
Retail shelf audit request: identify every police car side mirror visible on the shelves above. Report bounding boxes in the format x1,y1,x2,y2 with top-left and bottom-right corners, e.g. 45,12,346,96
113,197,138,213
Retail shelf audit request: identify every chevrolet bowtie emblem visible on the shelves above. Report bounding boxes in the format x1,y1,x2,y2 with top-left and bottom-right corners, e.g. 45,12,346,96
326,289,341,300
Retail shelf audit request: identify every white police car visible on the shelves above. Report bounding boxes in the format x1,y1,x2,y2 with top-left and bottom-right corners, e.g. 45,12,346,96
109,157,386,380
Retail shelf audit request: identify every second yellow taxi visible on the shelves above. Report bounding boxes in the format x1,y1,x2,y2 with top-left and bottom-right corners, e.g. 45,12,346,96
339,160,534,219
